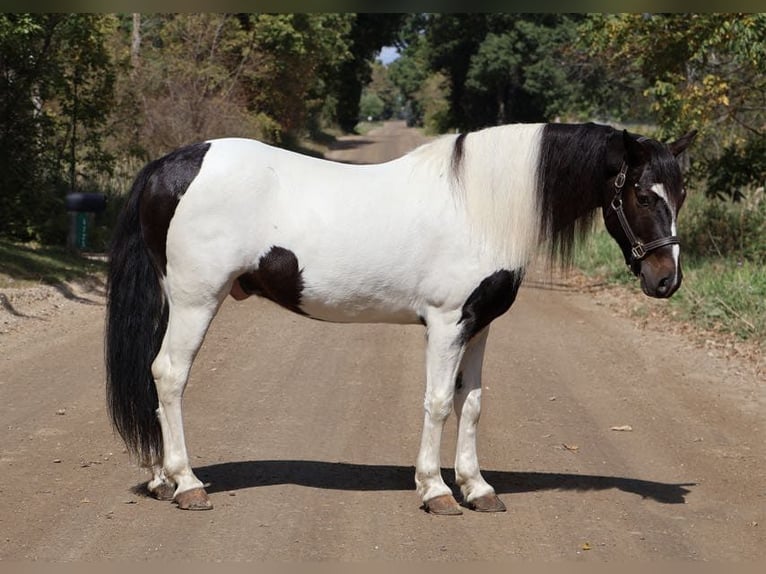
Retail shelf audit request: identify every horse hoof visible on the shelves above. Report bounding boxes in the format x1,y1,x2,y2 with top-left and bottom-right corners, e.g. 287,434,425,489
468,493,506,512
150,482,176,501
174,487,213,510
424,494,463,515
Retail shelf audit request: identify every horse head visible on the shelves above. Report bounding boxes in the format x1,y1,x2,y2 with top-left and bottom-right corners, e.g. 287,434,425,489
603,129,697,298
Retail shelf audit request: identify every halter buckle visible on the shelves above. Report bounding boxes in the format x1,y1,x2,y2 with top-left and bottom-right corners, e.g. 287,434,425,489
631,243,646,261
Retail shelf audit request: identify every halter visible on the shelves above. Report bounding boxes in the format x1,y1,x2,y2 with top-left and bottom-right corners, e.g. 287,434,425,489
610,162,680,262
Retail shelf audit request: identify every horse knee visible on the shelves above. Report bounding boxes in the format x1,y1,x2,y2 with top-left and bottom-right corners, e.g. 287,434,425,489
425,391,454,422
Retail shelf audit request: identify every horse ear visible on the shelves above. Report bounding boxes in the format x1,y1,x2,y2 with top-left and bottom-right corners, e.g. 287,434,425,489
622,129,649,165
669,129,698,157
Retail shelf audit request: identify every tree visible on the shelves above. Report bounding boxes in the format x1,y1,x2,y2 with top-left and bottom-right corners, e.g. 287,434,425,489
0,14,116,242
581,13,766,197
365,61,401,120
333,13,405,132
417,14,582,130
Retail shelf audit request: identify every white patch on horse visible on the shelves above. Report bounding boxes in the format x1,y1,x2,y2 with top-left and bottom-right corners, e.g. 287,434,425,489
651,183,680,275
452,124,544,270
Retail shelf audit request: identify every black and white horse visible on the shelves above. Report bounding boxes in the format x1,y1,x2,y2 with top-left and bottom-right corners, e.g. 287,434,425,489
106,122,696,513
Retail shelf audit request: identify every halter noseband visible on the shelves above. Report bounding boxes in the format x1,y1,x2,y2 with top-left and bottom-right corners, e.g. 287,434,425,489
610,162,680,263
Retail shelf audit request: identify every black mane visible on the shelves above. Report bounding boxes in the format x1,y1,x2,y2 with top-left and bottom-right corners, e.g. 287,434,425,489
537,123,619,265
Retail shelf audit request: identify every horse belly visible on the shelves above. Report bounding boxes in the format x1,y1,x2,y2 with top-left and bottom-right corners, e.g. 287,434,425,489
297,274,423,324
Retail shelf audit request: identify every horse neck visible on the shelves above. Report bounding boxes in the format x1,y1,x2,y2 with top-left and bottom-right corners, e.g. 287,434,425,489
537,123,613,264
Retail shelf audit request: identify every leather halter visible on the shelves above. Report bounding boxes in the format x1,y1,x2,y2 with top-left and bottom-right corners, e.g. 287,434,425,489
610,162,680,263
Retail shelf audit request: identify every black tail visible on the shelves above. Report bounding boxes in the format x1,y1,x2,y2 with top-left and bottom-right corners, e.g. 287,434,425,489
105,165,166,464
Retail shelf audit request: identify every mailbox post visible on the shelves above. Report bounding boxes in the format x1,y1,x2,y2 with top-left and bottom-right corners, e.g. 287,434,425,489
65,192,106,251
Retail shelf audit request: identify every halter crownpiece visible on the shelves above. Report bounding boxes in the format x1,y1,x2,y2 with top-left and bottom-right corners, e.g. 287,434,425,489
611,162,680,263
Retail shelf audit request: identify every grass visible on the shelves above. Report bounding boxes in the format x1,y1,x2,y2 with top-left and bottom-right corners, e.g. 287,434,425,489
0,239,106,289
573,225,766,347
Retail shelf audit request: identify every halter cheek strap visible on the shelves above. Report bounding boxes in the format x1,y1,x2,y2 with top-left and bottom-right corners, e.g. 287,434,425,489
611,162,680,262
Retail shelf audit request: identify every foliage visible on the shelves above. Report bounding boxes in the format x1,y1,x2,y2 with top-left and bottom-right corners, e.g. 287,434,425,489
680,186,766,265
124,14,354,156
705,136,766,201
333,14,405,133
581,14,766,198
365,61,401,120
359,90,385,121
673,258,766,343
415,72,451,135
0,14,116,243
411,14,586,130
388,23,432,127
573,225,766,345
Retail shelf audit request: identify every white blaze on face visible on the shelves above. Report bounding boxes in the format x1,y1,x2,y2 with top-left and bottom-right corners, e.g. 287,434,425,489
651,183,680,272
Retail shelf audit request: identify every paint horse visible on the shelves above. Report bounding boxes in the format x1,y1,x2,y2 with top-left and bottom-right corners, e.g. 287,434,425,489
106,122,696,514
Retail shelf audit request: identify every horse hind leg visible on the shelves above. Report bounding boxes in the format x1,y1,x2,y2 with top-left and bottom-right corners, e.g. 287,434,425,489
151,288,225,510
147,464,175,501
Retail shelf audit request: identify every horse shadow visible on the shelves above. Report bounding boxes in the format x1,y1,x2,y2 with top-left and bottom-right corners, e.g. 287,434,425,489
181,460,693,505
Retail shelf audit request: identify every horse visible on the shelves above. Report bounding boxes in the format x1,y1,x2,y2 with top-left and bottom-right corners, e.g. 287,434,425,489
105,122,696,514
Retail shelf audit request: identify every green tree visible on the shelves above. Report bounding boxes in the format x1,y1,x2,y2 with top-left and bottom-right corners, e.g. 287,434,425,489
581,13,766,197
333,13,405,132
0,14,116,242
388,19,432,127
417,14,582,130
366,61,401,120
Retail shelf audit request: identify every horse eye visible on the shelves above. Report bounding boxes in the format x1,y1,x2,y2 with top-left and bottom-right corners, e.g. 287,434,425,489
636,192,652,207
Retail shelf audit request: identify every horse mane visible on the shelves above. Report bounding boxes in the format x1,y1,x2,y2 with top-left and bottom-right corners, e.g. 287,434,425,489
408,122,618,270
537,122,617,266
444,123,545,270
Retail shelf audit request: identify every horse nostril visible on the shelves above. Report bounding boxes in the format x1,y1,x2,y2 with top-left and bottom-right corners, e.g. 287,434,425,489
657,276,672,295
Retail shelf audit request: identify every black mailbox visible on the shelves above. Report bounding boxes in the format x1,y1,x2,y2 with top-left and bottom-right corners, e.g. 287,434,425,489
65,192,107,213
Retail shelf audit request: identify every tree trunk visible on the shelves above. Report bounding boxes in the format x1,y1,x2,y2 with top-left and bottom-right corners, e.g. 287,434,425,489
131,13,141,70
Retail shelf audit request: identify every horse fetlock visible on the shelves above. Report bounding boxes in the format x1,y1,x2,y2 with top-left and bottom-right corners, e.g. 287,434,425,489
415,472,452,502
458,478,496,504
147,466,175,498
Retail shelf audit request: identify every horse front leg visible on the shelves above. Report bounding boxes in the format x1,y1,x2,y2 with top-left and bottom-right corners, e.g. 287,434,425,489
415,316,465,515
453,327,506,512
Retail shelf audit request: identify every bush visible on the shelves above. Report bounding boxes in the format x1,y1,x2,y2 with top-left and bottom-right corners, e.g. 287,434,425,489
705,136,766,201
680,186,766,264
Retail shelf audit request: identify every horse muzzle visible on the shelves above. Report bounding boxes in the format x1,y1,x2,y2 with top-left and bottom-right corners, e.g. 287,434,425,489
639,258,682,298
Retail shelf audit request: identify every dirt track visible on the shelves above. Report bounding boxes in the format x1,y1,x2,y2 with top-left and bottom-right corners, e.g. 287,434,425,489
1,121,763,561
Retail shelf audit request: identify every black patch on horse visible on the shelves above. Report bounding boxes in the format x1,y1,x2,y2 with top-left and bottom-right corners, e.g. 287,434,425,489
537,123,620,265
458,269,524,344
451,132,468,182
139,142,211,274
238,246,306,315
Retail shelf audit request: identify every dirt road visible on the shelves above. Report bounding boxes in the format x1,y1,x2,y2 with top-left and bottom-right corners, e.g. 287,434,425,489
1,121,763,561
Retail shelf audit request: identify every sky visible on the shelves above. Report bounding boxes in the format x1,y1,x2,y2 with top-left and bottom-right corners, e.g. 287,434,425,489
378,46,400,66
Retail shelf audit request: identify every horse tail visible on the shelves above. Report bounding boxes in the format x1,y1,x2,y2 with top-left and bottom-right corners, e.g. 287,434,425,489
105,164,165,464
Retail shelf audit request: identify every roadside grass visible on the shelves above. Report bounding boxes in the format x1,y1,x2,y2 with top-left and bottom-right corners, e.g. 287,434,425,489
573,225,766,347
0,239,106,289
